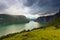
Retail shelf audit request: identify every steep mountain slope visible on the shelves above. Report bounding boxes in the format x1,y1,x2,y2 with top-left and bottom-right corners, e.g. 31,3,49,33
36,15,54,23
47,10,60,26
36,10,60,25
0,14,29,25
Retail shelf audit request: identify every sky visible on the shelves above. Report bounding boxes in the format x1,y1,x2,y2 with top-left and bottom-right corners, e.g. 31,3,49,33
0,0,60,18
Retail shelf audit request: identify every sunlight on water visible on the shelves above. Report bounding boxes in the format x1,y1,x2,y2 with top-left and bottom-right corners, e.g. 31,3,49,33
25,21,39,31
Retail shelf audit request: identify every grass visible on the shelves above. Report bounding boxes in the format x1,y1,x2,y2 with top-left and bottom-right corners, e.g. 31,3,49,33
0,26,60,40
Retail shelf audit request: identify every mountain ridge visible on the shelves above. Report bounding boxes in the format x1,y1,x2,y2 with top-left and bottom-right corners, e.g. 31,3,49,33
0,14,29,25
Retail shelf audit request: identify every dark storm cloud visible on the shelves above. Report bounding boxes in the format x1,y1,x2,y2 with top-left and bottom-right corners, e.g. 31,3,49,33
37,0,52,7
52,0,60,9
23,0,60,14
23,0,36,6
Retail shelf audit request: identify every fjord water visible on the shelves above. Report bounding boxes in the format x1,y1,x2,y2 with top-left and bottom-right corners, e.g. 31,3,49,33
0,21,42,37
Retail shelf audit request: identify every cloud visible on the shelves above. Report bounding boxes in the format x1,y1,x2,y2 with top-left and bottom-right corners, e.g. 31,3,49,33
0,1,8,12
23,0,36,7
31,0,60,14
0,0,60,17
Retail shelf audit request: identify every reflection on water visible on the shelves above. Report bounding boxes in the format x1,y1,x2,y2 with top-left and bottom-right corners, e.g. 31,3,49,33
0,21,41,37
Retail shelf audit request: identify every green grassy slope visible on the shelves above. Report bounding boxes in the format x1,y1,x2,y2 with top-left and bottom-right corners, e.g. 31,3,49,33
1,26,60,40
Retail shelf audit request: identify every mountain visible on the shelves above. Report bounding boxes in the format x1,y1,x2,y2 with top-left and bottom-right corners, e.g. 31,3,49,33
47,10,60,26
0,14,29,25
35,15,54,24
36,10,60,25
